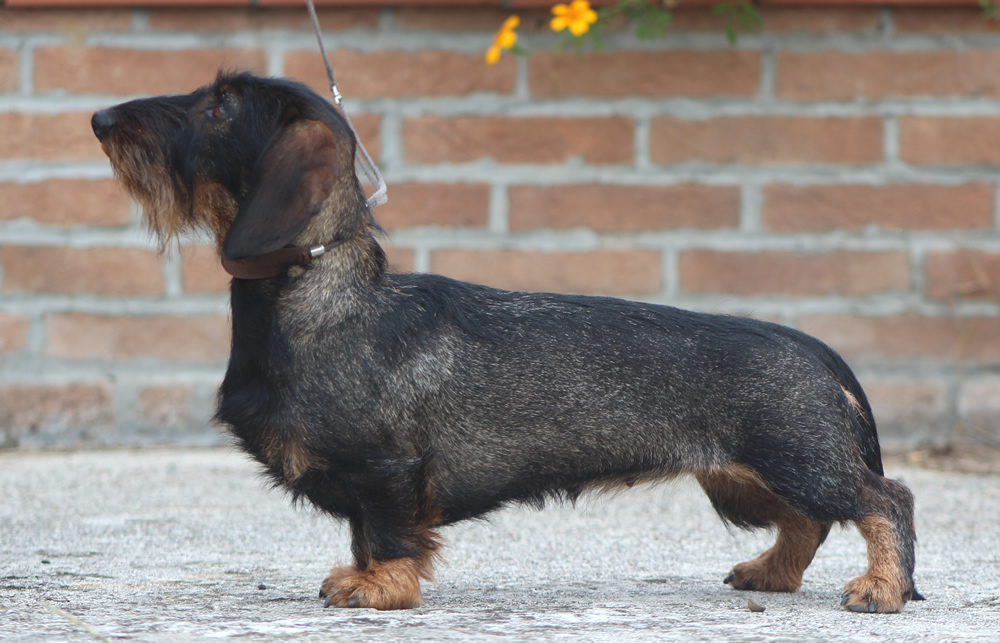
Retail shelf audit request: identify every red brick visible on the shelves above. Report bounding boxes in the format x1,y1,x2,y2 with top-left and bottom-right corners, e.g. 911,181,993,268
0,48,18,92
679,250,909,297
0,112,104,161
0,8,132,31
509,184,740,232
180,245,229,294
762,183,994,232
404,116,634,165
2,246,165,296
34,47,266,95
285,49,515,99
900,117,1000,165
376,183,490,230
865,379,948,422
138,384,193,427
958,376,1000,443
348,113,380,162
510,0,670,7
650,116,882,165
893,7,1000,33
0,180,132,227
148,7,379,31
0,382,114,435
669,6,879,32
430,249,661,295
0,314,30,354
395,7,552,31
529,50,759,98
384,245,415,273
46,313,230,361
862,377,948,444
800,314,1000,363
926,250,1000,301
777,51,1000,101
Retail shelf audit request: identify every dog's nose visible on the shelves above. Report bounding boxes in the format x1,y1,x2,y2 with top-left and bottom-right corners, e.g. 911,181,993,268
91,109,118,141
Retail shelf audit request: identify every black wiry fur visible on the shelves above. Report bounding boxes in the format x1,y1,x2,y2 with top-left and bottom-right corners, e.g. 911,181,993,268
93,71,922,613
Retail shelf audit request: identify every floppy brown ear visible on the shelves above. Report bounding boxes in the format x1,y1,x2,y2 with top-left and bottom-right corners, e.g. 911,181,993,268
222,119,339,260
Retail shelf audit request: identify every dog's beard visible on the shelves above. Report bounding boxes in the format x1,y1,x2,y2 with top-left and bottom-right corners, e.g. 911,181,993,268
107,147,239,253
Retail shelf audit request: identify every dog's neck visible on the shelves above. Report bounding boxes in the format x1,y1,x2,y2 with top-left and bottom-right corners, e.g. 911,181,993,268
228,231,386,301
221,239,348,280
221,188,375,281
225,232,386,360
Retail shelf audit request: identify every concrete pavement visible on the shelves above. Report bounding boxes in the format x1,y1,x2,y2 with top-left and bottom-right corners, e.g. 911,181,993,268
2,448,999,642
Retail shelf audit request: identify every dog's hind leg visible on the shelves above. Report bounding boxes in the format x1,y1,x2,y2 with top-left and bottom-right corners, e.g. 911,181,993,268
841,471,921,613
697,465,832,593
700,460,919,612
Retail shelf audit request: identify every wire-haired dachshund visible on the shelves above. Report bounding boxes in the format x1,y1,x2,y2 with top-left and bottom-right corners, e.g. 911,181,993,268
92,71,922,612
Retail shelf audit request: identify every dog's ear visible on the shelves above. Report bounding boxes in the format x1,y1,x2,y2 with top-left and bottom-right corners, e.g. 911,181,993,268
222,119,340,260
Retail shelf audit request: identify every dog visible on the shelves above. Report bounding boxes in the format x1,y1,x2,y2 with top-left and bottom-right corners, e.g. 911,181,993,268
92,71,922,613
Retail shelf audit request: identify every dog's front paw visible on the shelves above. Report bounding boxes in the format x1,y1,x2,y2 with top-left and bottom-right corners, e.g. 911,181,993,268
724,558,801,593
319,561,424,610
841,575,907,613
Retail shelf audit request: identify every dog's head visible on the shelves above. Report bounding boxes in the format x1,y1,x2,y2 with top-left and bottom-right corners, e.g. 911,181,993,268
92,72,373,270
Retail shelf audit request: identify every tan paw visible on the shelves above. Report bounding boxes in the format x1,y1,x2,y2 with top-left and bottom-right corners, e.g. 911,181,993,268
318,561,424,611
841,574,907,613
724,558,801,593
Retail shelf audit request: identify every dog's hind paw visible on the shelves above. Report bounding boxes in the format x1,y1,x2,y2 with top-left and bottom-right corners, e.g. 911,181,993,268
841,575,908,613
319,561,424,610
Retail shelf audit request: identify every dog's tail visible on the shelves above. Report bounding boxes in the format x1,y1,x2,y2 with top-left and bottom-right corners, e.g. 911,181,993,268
775,325,884,476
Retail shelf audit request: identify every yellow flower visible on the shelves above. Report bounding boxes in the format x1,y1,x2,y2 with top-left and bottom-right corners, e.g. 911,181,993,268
486,15,520,65
550,0,598,37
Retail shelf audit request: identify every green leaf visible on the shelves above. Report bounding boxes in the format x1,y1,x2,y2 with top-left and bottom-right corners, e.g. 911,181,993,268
737,2,762,29
712,0,761,45
634,6,673,40
724,21,738,45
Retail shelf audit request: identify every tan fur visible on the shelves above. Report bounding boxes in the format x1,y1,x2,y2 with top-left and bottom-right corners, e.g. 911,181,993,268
843,516,907,613
841,386,864,418
727,515,831,593
704,462,767,488
191,179,239,251
101,139,184,248
320,537,439,610
101,124,239,253
586,469,684,496
698,464,830,593
264,437,317,485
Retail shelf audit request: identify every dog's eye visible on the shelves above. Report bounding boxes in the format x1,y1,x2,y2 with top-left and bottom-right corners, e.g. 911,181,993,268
209,103,227,120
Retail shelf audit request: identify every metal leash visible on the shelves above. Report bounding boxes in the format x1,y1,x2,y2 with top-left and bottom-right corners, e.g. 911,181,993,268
304,0,387,209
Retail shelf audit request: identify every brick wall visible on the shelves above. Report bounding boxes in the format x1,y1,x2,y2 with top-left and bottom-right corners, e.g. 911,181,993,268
2,0,999,448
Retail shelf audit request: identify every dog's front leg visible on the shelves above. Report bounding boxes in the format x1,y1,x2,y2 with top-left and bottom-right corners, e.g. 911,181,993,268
315,455,440,610
320,519,436,610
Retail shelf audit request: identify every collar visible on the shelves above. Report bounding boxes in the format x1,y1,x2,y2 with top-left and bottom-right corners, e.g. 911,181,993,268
221,239,347,280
